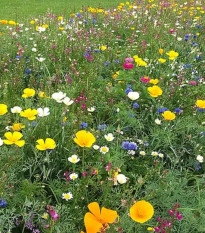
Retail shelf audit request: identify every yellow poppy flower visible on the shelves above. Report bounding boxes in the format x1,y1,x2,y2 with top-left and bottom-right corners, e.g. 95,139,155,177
196,100,205,109
166,50,179,60
11,123,25,131
149,79,159,85
0,104,8,115
162,111,176,120
3,132,25,147
22,88,35,98
20,108,38,120
158,58,166,63
130,200,154,223
159,49,163,55
147,85,163,97
36,138,56,151
84,202,118,233
74,130,96,148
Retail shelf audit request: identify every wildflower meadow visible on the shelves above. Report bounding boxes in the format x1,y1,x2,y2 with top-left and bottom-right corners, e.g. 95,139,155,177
0,0,205,232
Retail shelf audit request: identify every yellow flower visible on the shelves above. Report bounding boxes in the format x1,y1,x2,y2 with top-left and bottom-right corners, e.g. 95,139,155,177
30,20,35,24
149,79,159,85
100,45,107,51
162,111,176,121
84,202,118,233
3,132,25,147
158,58,166,63
11,123,25,131
130,200,154,223
22,88,35,98
147,85,163,97
36,138,56,150
74,130,96,148
196,100,205,109
0,104,8,115
147,227,154,231
20,108,38,120
9,20,17,25
166,50,179,60
59,27,64,31
159,49,163,55
58,16,63,20
42,24,48,28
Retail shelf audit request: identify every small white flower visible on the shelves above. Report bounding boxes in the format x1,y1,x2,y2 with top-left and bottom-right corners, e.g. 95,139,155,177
68,154,80,164
37,26,46,33
116,174,128,184
155,119,161,125
37,107,50,117
5,126,11,131
116,108,120,112
36,57,45,62
158,153,164,158
151,151,158,156
32,48,37,52
62,192,73,201
177,37,182,41
62,97,74,106
127,91,139,100
127,150,135,155
93,145,100,150
140,151,146,156
87,107,95,112
100,146,109,154
196,155,204,163
0,138,3,146
69,173,78,180
104,133,114,142
11,106,22,113
52,92,66,103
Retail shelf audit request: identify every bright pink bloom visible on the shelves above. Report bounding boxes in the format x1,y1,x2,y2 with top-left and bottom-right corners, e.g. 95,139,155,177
176,211,183,220
125,57,134,63
140,76,150,83
123,62,134,69
169,29,175,33
189,81,196,85
50,210,60,221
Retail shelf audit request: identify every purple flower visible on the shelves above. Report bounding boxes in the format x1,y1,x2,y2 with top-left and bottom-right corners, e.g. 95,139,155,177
133,103,139,108
0,198,7,208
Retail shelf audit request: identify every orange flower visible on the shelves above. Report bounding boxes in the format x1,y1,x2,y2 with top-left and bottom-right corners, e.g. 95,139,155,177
74,130,96,148
84,202,118,233
130,200,154,223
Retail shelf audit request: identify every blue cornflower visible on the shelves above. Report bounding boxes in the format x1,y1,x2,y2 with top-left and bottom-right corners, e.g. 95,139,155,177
144,142,149,146
196,25,201,28
93,18,97,24
122,141,130,150
128,142,138,150
83,20,88,24
80,122,88,129
104,62,110,66
175,108,182,113
69,18,74,23
125,87,133,94
0,198,7,208
128,113,135,118
200,132,205,136
193,35,197,38
115,60,120,63
194,161,201,171
196,56,202,60
16,55,21,60
98,124,108,131
25,69,31,74
157,107,168,113
94,50,99,53
133,103,140,109
76,13,82,18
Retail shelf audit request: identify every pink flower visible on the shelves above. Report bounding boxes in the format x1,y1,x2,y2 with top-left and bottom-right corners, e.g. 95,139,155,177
189,81,196,85
125,57,134,63
168,209,175,216
169,29,175,33
176,211,183,220
123,62,134,69
50,210,60,221
140,76,150,83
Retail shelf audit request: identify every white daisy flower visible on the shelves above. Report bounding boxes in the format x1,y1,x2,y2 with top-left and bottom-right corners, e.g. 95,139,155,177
52,92,66,103
69,173,78,180
127,91,139,100
93,145,100,150
87,107,95,112
151,151,158,156
62,192,73,201
196,155,204,163
62,97,74,106
100,146,109,154
140,151,146,156
155,119,161,125
116,174,128,184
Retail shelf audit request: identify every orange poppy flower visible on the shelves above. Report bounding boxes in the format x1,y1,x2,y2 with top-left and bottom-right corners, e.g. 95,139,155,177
130,200,154,223
84,202,118,233
74,130,96,148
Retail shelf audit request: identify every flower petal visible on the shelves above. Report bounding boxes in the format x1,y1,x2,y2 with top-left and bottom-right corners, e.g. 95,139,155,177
84,212,102,233
88,202,101,219
15,140,25,147
100,207,118,224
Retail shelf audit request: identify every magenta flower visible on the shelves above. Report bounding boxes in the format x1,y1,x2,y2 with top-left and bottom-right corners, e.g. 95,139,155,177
123,62,134,70
176,211,183,220
140,76,150,83
50,210,60,221
189,81,196,85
